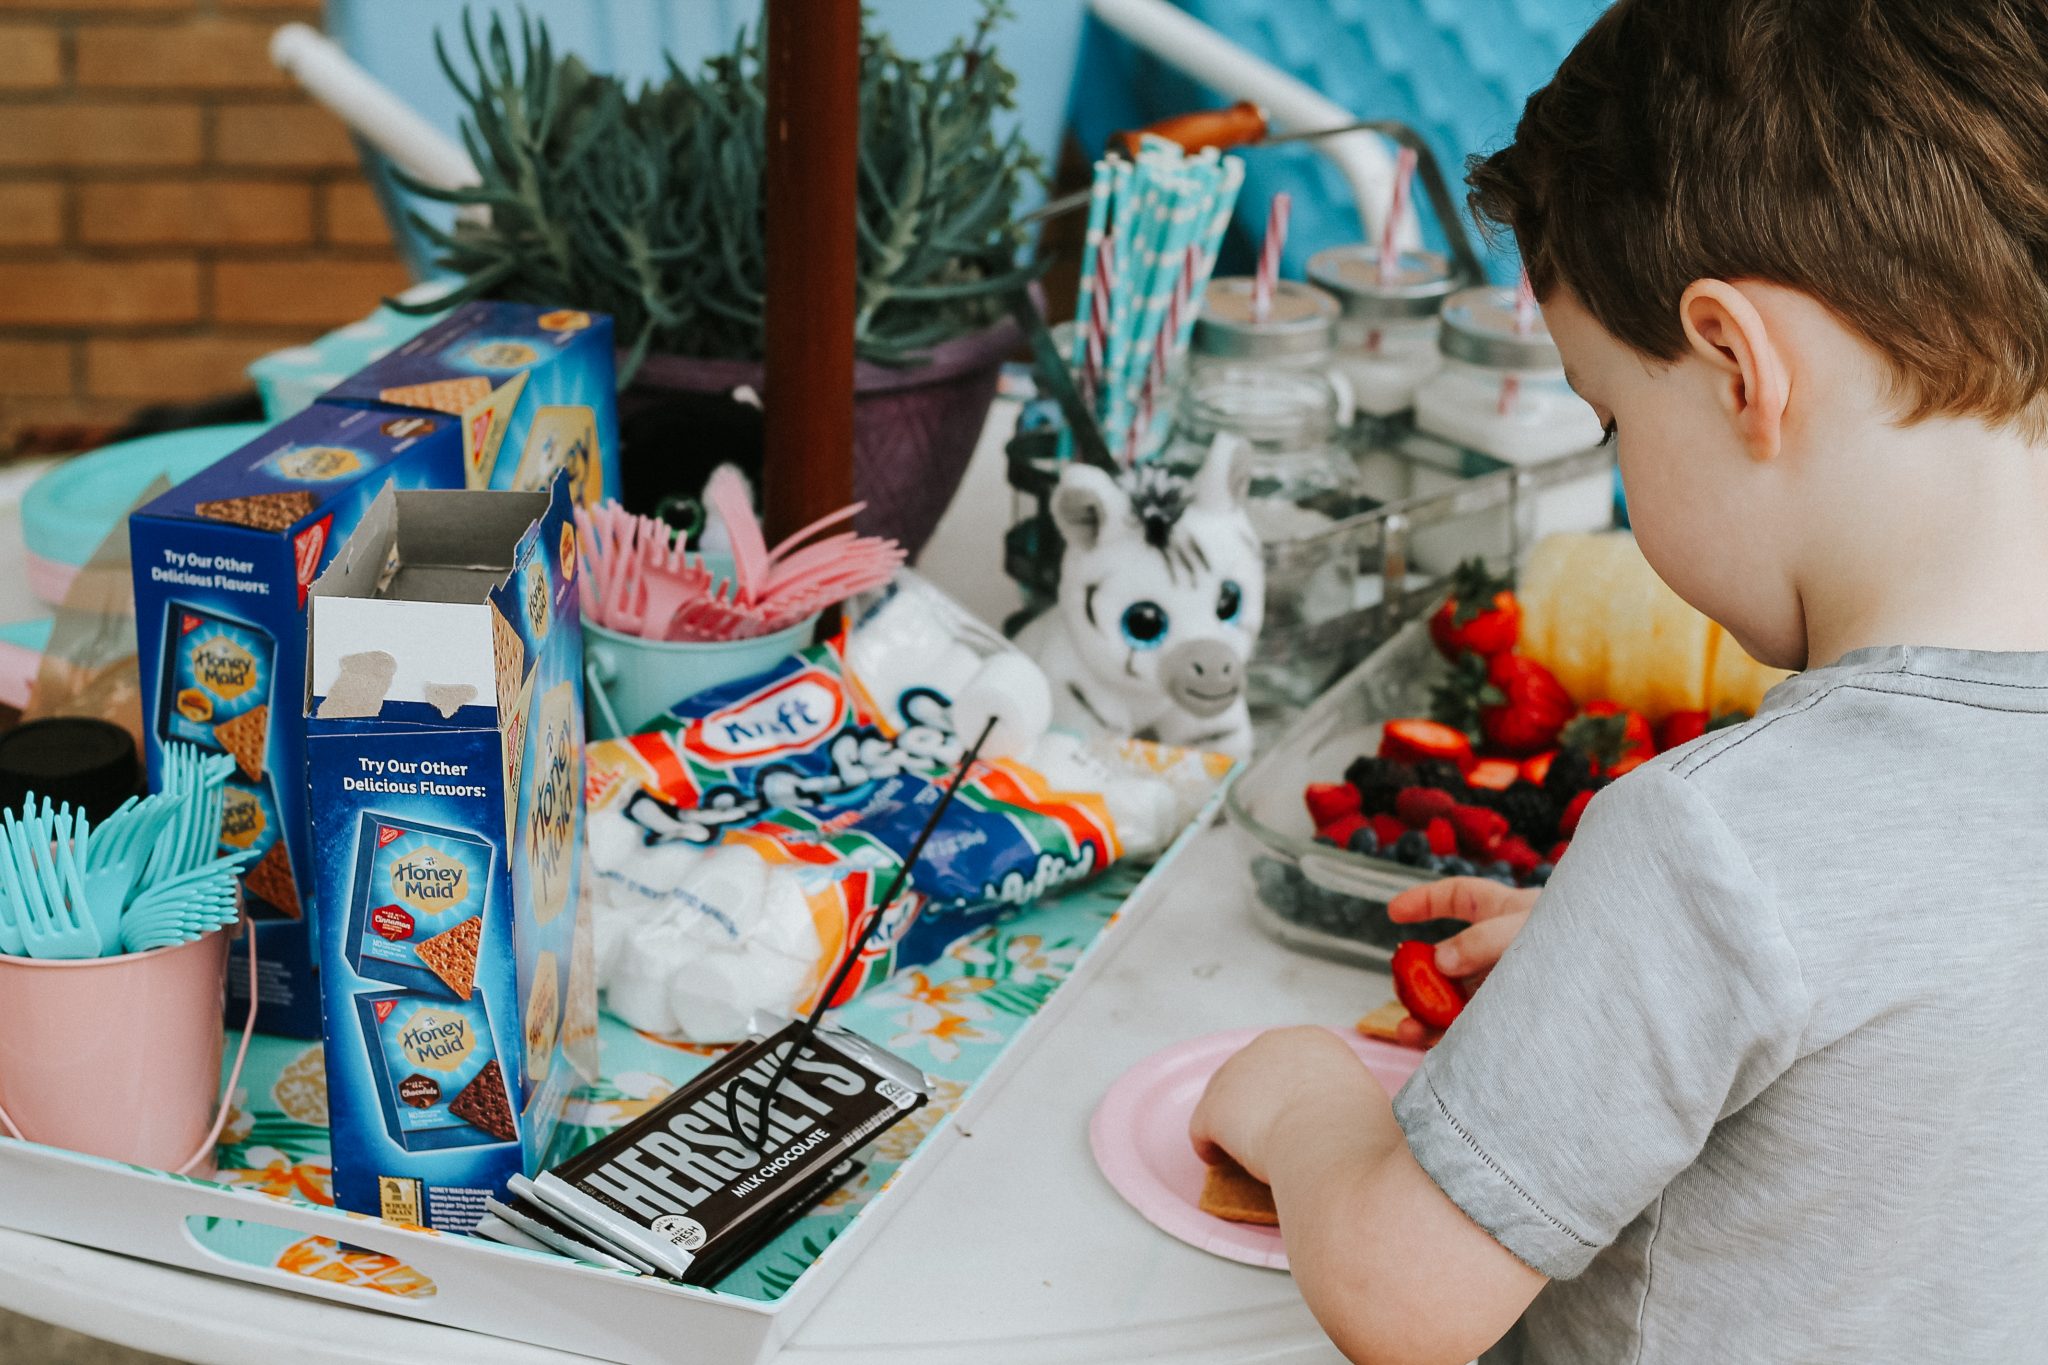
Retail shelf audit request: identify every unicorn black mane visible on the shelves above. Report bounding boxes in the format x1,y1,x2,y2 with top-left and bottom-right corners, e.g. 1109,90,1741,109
1121,462,1191,551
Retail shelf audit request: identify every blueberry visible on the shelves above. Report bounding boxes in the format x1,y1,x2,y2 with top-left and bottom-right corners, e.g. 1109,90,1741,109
1391,830,1433,866
1487,859,1515,880
1439,856,1476,878
1346,824,1381,856
1529,861,1554,886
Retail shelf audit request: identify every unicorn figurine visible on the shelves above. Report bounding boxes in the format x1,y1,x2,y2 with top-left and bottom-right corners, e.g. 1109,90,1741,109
1016,436,1265,760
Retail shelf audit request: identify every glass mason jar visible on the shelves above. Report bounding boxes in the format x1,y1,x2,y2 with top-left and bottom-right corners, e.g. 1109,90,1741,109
1168,355,1365,713
1307,245,1457,425
1413,286,1611,546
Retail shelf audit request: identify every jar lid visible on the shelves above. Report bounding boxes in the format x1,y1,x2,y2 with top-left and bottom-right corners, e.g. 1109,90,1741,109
1437,286,1564,370
0,717,143,823
1305,246,1457,320
1194,278,1339,360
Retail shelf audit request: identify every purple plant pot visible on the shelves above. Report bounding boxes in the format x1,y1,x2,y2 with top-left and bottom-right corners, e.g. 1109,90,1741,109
621,312,1020,557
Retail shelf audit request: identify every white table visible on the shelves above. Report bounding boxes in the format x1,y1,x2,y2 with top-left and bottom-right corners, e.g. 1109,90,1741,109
0,828,1390,1365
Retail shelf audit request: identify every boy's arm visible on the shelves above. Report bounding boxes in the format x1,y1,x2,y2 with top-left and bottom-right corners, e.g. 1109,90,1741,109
1191,1026,1544,1365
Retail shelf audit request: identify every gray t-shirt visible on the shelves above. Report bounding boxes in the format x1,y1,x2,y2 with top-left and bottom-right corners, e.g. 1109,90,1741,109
1394,644,2048,1363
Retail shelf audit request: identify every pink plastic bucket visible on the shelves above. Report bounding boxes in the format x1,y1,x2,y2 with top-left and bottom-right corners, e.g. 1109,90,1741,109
0,924,255,1177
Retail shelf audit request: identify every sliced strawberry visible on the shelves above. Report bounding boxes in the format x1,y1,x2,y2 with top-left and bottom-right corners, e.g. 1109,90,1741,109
1318,811,1370,848
1380,717,1476,771
1448,804,1510,858
1479,654,1575,756
1560,789,1595,837
1395,786,1459,828
1370,814,1409,849
1520,750,1558,786
1424,817,1458,857
1656,709,1709,752
1429,559,1521,660
1305,781,1362,826
1467,759,1520,790
1392,941,1466,1030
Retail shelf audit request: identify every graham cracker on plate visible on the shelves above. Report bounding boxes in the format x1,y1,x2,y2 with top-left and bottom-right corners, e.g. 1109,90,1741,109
213,703,269,782
195,490,318,533
379,376,491,416
414,914,482,1001
1199,1157,1278,1226
245,838,299,919
449,1058,516,1142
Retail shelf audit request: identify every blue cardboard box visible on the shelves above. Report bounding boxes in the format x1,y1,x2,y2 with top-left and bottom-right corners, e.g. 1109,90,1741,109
130,402,466,1037
321,300,618,508
305,474,594,1232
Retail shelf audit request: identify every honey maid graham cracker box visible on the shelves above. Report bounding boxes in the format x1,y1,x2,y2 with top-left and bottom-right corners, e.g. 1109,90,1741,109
320,300,619,507
131,402,466,1037
304,472,597,1232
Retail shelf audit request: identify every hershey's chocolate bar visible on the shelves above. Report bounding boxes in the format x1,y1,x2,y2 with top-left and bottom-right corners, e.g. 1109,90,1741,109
528,1021,928,1279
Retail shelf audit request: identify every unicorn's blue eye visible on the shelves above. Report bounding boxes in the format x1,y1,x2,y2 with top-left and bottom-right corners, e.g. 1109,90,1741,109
1121,601,1169,649
1217,579,1243,622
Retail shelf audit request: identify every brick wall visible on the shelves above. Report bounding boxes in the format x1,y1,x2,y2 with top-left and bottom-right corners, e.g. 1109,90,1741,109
0,0,412,450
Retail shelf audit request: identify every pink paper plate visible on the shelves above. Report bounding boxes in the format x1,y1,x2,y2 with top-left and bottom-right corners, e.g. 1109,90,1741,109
1089,1027,1423,1270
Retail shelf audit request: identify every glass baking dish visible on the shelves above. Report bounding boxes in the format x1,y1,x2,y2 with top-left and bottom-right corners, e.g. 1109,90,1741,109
1221,613,1461,967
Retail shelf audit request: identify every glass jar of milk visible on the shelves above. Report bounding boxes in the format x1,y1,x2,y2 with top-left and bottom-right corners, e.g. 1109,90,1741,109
1307,245,1457,427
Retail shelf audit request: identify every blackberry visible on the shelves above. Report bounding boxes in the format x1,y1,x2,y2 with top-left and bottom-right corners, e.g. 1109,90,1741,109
1543,749,1604,800
1493,784,1563,847
1408,759,1470,794
1345,757,1414,815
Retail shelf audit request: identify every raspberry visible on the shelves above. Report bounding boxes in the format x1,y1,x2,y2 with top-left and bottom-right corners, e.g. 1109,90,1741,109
1305,781,1362,827
1447,804,1510,858
1548,840,1572,865
1424,817,1458,857
1496,835,1542,878
1318,812,1370,848
1395,786,1460,828
1560,789,1595,837
1370,814,1409,849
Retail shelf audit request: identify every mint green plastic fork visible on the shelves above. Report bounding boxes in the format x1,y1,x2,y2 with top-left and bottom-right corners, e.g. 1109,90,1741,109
119,850,253,954
0,802,102,960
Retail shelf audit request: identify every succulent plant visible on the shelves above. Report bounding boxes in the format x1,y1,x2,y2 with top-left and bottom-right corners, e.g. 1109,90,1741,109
398,3,1045,379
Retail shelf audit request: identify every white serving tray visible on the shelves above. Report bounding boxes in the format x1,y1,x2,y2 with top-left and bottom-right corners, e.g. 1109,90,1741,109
0,799,1216,1365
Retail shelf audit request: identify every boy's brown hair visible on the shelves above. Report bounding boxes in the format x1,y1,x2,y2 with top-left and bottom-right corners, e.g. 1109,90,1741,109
1470,0,2048,431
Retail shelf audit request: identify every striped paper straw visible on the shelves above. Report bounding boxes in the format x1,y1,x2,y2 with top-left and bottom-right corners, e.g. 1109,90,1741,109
1378,147,1417,286
1075,167,1115,403
1085,232,1115,406
1250,191,1291,321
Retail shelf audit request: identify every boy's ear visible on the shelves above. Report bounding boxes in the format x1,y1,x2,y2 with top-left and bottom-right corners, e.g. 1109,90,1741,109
1678,280,1790,463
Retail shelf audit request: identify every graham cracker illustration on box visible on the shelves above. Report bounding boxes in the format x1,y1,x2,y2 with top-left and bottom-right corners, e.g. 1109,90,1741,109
526,681,577,926
462,371,530,489
414,914,482,1001
489,600,526,716
561,904,599,1082
195,490,317,533
524,950,560,1087
448,1058,516,1142
512,405,599,502
213,703,269,782
245,837,300,920
378,376,491,418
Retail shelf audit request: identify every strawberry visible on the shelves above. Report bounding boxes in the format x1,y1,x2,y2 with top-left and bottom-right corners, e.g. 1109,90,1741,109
1520,750,1558,786
1318,812,1370,848
1391,941,1466,1030
1656,709,1709,752
1395,786,1459,828
1479,654,1575,756
1429,558,1521,660
1370,814,1409,849
1379,718,1474,772
1560,789,1594,837
1448,804,1509,858
1560,701,1654,777
1424,817,1458,857
1609,752,1650,777
1305,781,1362,826
1495,835,1542,879
1467,759,1520,791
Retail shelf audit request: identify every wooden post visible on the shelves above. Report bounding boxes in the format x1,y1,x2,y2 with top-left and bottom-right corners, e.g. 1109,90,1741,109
762,0,859,544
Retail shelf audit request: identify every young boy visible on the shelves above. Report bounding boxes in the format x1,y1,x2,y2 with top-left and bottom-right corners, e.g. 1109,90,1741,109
1190,2,2048,1360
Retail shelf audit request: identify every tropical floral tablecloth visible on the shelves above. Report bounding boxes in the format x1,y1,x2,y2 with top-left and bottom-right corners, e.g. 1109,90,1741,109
202,865,1136,1304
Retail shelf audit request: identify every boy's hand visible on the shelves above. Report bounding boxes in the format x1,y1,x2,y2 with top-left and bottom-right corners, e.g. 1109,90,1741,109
1386,877,1539,1046
1189,1025,1376,1182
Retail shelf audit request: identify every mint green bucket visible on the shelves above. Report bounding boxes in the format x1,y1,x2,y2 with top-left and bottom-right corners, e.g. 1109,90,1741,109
583,615,819,740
